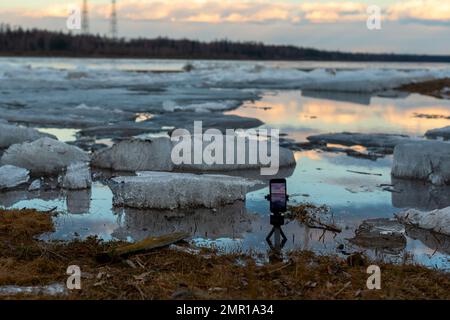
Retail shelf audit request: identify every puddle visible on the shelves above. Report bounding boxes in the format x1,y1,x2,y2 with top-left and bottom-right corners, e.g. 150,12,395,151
36,128,79,142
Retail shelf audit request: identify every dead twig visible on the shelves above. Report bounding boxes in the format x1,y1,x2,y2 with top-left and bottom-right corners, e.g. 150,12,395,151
347,170,382,176
133,283,146,300
334,281,352,298
307,217,342,233
268,262,292,274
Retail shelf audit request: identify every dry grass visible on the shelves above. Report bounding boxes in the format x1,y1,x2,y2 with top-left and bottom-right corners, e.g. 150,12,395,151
0,209,449,300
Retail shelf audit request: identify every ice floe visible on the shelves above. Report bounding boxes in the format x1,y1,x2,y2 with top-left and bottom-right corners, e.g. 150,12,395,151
396,207,450,236
425,126,450,140
28,179,41,191
162,100,240,113
61,162,92,190
0,138,90,175
0,122,56,149
392,140,450,185
109,172,261,209
307,132,411,152
172,134,296,174
92,137,174,172
0,165,30,190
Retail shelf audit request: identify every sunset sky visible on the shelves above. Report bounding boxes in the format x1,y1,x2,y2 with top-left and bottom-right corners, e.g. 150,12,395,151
1,0,449,54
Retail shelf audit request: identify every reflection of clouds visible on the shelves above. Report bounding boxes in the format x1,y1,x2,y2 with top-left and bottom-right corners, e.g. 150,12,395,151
300,101,361,124
230,91,450,137
0,188,92,215
0,189,60,208
297,150,323,161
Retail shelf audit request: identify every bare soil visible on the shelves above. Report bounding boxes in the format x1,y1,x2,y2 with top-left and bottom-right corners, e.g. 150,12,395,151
398,78,450,99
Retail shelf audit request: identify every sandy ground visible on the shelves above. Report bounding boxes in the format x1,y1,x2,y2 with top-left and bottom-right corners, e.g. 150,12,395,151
0,209,448,300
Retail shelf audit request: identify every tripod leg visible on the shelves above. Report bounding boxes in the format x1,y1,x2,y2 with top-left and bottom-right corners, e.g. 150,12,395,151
266,227,275,242
280,228,287,242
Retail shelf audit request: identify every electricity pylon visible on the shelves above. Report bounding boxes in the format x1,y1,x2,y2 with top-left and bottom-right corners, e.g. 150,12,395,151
111,0,118,39
81,0,89,34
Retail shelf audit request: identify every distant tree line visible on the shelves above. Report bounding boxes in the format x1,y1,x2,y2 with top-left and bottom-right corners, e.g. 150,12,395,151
1,25,450,62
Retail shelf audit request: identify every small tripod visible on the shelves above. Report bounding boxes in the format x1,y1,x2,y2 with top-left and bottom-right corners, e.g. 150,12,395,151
266,211,288,250
265,193,288,252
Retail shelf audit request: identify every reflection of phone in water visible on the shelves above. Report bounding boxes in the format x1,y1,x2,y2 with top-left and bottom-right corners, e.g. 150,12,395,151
270,179,287,213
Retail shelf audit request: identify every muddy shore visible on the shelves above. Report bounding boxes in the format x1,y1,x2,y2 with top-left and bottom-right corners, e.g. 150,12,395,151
398,78,450,99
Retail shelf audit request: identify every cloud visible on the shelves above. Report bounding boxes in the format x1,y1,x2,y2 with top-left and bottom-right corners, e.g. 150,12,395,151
114,1,299,24
387,0,450,23
299,2,367,23
15,1,363,24
9,0,450,25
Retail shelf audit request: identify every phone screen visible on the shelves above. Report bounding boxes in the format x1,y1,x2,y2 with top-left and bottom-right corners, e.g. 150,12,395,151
270,179,287,213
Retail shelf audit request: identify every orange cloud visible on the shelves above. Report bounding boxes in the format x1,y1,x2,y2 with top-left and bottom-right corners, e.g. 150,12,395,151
387,0,450,22
300,2,367,23
13,0,450,24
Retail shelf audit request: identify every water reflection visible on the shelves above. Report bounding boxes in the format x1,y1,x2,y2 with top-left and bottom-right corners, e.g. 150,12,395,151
391,178,450,210
301,90,372,105
0,187,92,215
0,188,60,208
112,201,255,241
405,226,450,256
66,189,91,214
228,91,450,140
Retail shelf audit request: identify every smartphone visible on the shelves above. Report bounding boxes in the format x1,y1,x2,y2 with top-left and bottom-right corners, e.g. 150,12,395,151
269,179,287,213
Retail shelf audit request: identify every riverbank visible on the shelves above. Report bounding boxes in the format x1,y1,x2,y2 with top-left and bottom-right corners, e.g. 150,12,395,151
0,209,448,300
398,78,450,99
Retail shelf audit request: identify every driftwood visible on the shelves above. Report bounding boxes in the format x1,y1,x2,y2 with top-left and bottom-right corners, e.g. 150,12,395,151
97,232,190,262
347,170,382,176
